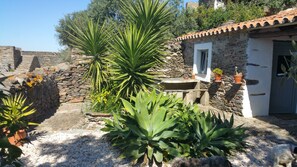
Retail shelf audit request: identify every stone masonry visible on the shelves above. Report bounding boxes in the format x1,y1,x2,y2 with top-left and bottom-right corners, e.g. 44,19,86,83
182,31,249,115
0,46,22,72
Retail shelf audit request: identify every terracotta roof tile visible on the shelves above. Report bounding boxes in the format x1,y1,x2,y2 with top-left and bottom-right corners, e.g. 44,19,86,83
177,8,297,41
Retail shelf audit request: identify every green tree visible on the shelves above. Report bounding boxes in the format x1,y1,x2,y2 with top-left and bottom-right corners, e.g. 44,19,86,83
56,0,185,47
56,11,88,47
234,0,296,14
110,0,173,99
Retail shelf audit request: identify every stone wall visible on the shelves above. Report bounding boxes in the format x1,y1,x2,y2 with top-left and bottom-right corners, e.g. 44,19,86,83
4,73,59,123
54,62,91,103
151,41,192,78
182,31,249,115
22,51,64,67
13,48,22,69
0,46,22,72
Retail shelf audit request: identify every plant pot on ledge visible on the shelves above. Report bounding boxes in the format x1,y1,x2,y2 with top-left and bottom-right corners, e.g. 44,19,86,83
234,74,243,84
214,74,222,82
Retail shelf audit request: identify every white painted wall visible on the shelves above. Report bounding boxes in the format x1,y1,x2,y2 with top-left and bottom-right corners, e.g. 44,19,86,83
243,38,273,117
193,42,212,82
243,36,297,117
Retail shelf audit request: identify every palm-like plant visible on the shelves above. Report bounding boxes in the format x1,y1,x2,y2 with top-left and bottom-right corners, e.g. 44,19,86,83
110,0,173,99
67,18,110,92
0,94,37,133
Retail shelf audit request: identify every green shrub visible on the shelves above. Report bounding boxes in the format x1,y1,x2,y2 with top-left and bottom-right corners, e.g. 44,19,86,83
187,112,247,157
0,94,38,133
195,3,264,31
102,90,187,165
90,89,121,113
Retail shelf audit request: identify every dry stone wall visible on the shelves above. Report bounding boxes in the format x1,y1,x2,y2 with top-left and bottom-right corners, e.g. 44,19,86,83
3,73,59,123
0,46,22,72
22,51,64,67
54,62,91,103
151,41,192,78
182,31,248,115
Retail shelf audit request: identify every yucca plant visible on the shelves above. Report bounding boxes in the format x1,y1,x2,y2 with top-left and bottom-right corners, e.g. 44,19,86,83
0,94,37,133
102,90,187,165
110,0,173,99
188,112,247,157
67,18,110,92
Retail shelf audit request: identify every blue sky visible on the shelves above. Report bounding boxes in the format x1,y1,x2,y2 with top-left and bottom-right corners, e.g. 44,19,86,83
0,0,194,52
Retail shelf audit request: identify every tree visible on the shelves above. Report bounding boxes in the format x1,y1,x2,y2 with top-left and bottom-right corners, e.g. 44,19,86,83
233,0,296,14
55,11,88,47
56,0,185,47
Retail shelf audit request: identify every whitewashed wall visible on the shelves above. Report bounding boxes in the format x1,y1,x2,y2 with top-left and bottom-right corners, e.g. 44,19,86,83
243,36,297,117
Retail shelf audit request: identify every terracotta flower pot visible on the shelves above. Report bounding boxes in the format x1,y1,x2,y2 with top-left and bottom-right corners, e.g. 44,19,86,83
3,128,27,146
214,74,222,82
234,74,243,84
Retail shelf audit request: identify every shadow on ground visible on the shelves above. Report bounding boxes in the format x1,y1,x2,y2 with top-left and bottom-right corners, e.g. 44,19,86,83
256,115,297,138
21,134,130,167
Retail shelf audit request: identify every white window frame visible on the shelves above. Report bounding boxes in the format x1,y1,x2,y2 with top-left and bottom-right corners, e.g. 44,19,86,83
193,42,212,82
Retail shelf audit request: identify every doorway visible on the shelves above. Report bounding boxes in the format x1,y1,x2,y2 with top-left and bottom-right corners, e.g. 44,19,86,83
270,41,296,114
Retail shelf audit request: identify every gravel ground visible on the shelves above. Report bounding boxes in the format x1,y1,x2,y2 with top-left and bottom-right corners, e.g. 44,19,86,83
21,127,131,167
19,103,297,167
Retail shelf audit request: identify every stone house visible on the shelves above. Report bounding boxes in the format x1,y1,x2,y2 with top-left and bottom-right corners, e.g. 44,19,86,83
177,8,297,117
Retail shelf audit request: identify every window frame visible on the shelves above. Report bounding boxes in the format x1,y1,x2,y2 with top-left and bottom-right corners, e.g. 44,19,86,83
193,42,213,82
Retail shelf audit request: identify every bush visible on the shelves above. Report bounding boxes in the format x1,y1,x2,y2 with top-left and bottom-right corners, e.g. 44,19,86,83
90,89,121,113
103,90,247,164
195,3,264,31
102,90,187,165
187,112,247,157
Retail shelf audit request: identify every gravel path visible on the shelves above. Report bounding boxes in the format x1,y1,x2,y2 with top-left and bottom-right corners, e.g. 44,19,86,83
20,103,131,167
19,103,297,167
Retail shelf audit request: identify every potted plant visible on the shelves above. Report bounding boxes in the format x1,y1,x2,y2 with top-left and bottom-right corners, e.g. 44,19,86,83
234,66,243,84
212,68,223,82
0,94,37,146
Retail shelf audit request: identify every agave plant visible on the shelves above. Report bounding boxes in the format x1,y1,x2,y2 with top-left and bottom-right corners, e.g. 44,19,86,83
188,112,247,157
102,90,187,165
0,94,37,133
110,0,173,99
67,18,110,92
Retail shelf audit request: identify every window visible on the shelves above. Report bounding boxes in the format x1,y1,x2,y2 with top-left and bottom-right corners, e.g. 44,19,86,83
199,50,208,74
193,42,212,82
276,55,291,77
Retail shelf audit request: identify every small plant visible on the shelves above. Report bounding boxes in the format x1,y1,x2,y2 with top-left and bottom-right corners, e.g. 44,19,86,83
212,68,223,82
90,89,121,113
212,68,223,76
234,66,243,84
188,112,247,157
0,94,38,133
234,66,242,76
102,90,186,165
